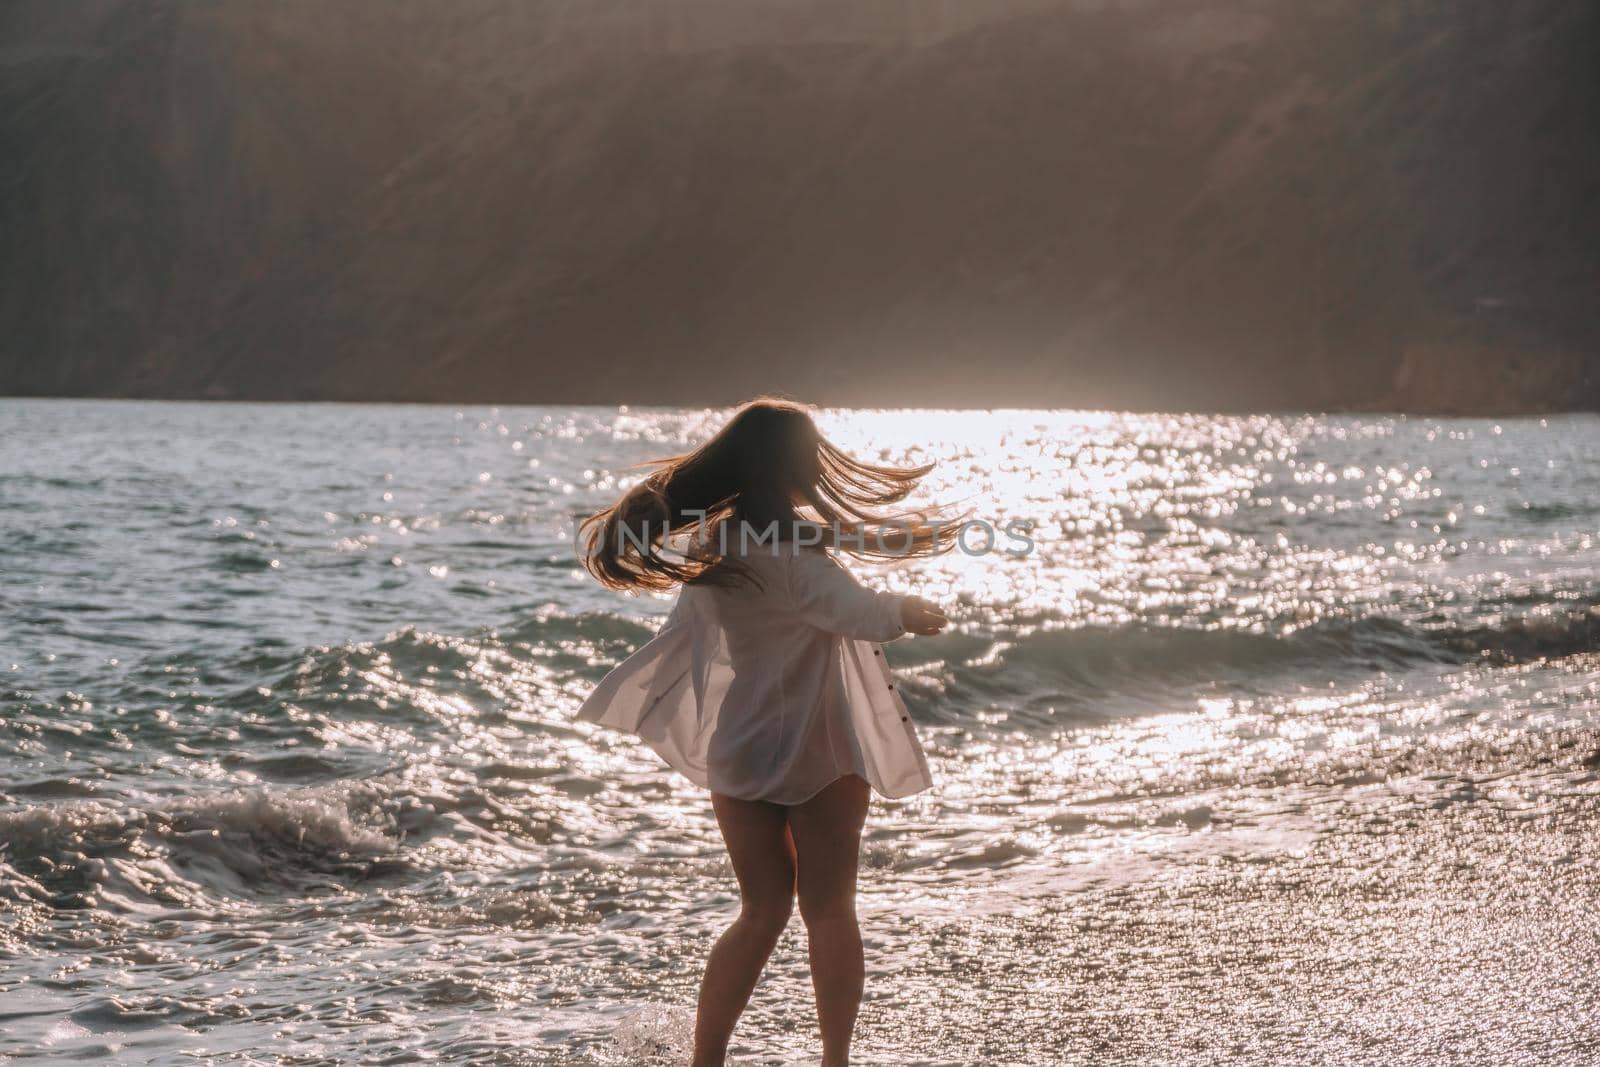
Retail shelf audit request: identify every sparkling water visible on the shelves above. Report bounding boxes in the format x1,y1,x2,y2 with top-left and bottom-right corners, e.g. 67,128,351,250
2,400,1597,1064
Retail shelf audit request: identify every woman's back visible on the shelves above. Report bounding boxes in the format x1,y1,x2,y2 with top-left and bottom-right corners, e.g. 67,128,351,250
579,541,928,804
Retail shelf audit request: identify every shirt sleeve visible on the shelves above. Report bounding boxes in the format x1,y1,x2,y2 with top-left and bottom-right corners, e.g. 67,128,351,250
786,548,906,642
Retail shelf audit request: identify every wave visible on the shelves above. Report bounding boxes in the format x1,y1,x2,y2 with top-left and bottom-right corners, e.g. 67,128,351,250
1515,501,1600,522
901,605,1600,721
0,762,615,918
216,603,1600,737
216,612,660,724
14,602,1591,795
0,783,409,913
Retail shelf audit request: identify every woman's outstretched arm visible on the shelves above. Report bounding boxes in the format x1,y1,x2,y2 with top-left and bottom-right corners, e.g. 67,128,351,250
785,549,947,640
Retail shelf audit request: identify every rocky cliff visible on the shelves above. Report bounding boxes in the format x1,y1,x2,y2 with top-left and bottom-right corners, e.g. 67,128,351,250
3,0,1597,411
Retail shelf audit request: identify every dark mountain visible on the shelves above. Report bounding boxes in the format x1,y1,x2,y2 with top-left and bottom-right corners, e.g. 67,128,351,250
3,0,1597,411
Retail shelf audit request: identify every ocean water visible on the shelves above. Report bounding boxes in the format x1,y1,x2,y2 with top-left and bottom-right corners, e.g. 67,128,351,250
2,399,1598,1065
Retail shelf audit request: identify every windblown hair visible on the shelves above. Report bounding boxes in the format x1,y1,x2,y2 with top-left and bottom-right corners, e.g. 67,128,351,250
580,397,960,592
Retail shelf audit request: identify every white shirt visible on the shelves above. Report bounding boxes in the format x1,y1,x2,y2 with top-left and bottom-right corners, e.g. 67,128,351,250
576,542,934,804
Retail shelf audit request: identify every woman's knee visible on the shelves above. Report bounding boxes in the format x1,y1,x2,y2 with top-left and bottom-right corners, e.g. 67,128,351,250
739,883,794,935
796,885,856,930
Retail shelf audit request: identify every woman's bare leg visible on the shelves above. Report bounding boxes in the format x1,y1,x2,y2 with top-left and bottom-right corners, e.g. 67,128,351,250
692,793,797,1067
787,774,870,1067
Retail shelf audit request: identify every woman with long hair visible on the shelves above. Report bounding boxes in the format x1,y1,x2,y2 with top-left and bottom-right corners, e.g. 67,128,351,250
576,397,955,1066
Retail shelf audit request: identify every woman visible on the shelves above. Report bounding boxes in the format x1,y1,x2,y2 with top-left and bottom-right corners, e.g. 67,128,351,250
577,397,954,1066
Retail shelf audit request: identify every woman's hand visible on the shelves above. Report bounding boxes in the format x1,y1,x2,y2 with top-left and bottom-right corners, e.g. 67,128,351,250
900,595,949,636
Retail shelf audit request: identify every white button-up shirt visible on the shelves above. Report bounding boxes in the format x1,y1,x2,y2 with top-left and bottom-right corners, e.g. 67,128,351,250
577,542,934,804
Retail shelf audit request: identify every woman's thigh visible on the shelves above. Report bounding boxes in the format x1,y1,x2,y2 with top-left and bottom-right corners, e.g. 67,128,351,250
711,793,797,907
786,775,869,916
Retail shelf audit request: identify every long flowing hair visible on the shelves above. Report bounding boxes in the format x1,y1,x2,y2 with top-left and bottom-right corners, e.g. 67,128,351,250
579,397,961,592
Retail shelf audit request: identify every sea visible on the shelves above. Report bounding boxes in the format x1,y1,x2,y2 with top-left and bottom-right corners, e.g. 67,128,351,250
2,399,1597,1065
